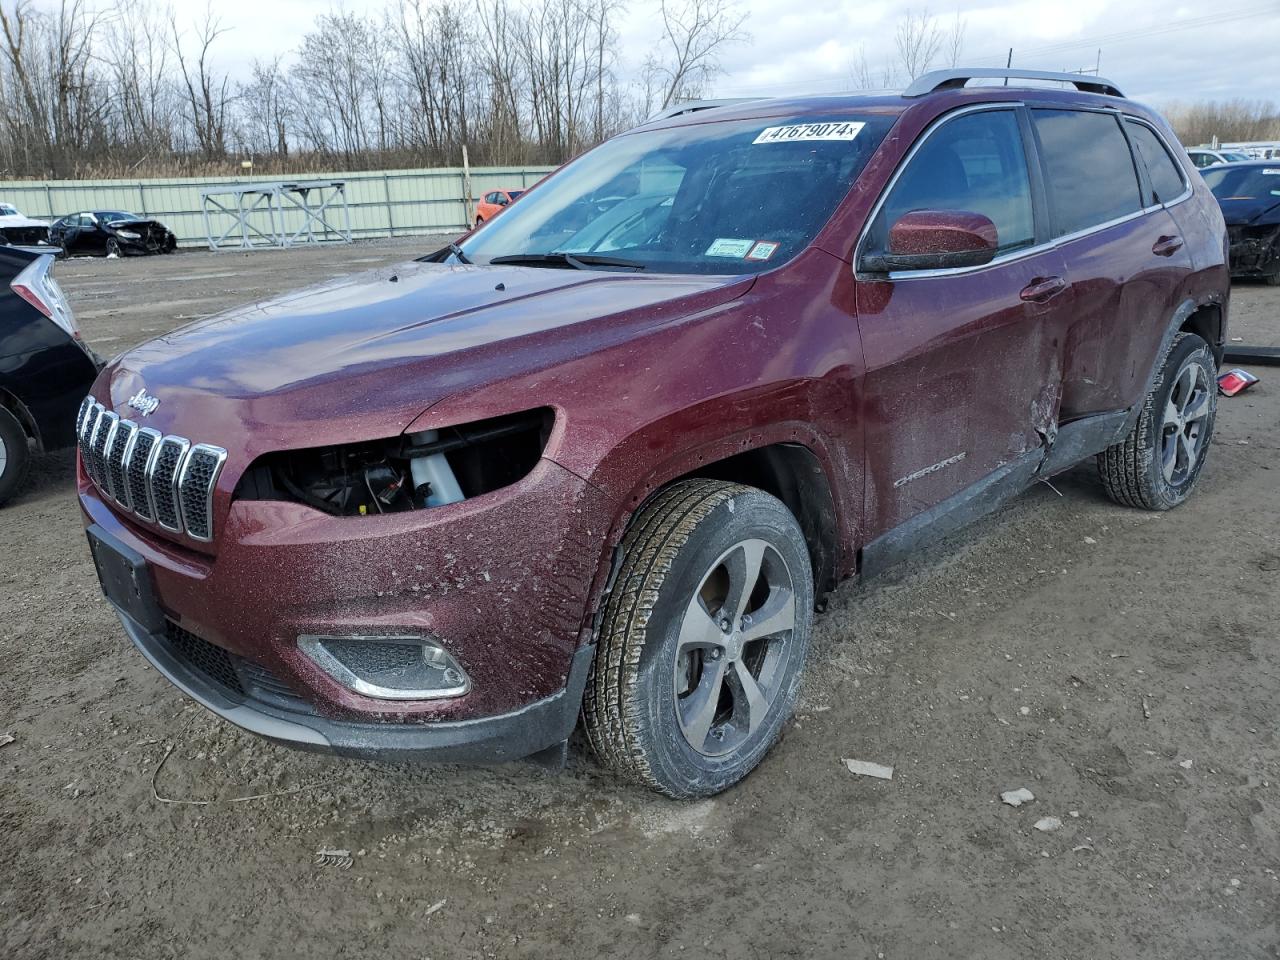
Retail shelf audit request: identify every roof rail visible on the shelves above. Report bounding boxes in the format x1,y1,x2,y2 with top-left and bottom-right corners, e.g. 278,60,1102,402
645,98,762,123
903,68,1124,99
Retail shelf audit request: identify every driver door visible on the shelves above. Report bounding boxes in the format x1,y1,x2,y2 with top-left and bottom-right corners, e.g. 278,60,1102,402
855,105,1073,541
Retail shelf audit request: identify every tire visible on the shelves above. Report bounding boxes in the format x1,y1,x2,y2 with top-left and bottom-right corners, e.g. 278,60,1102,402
475,216,484,227
583,479,814,798
105,237,122,257
0,406,32,507
1097,332,1217,510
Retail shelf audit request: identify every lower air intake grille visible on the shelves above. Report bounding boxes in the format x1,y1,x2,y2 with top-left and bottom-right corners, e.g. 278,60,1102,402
164,620,243,696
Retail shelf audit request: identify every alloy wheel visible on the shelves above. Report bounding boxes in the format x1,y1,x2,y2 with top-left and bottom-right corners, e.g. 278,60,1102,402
673,538,797,757
1160,360,1211,487
0,433,7,474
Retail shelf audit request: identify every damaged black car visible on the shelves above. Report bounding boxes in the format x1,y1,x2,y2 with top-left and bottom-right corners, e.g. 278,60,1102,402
48,211,178,257
1202,161,1280,284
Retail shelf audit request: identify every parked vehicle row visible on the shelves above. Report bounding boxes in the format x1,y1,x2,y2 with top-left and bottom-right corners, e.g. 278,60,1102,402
1187,147,1251,168
74,68,1229,797
1,203,178,257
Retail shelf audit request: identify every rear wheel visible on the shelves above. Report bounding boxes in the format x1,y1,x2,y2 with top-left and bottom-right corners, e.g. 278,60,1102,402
1097,332,1217,510
0,406,31,507
583,479,814,798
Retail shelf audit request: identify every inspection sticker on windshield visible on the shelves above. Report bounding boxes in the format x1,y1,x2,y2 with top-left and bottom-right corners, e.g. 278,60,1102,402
706,238,756,258
746,241,780,261
753,121,865,145
1264,168,1280,175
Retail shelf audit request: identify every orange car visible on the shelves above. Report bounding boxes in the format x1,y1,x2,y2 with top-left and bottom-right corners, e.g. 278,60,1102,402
474,188,524,225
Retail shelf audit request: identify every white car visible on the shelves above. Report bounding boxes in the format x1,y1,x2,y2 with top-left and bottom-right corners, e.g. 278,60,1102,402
1186,148,1251,169
0,202,50,246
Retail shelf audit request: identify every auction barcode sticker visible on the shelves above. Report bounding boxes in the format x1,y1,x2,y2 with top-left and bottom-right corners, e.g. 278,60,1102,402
753,121,865,145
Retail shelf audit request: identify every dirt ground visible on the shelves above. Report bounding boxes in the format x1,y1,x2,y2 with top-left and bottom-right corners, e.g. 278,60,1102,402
2,238,1278,960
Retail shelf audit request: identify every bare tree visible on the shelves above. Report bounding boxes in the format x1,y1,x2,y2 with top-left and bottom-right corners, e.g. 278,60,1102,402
895,8,944,82
944,11,965,68
170,6,233,158
644,0,748,111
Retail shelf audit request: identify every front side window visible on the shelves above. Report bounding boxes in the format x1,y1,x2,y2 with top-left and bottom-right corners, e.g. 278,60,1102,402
459,114,894,275
1125,120,1188,204
1032,109,1142,236
867,108,1035,257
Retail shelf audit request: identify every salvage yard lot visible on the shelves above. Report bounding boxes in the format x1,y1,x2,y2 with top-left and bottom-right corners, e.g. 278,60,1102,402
2,239,1278,959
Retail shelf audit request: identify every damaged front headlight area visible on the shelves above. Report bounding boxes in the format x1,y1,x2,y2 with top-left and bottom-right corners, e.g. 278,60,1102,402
233,408,554,516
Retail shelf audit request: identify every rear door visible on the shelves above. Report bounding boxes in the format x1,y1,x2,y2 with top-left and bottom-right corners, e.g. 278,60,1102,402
855,105,1073,538
1029,108,1194,417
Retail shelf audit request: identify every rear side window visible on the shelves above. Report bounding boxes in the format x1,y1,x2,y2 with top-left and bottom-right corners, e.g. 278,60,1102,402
1032,109,1142,237
1125,120,1188,204
871,109,1035,256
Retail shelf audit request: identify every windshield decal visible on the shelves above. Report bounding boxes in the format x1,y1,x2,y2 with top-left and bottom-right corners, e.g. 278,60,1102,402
1264,168,1280,175
746,241,780,261
753,121,865,145
705,238,756,258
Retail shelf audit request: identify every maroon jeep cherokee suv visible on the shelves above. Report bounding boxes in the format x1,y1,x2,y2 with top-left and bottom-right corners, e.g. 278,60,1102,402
78,69,1228,797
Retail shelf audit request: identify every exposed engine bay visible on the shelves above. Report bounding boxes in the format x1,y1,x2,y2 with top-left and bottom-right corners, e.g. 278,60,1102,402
234,409,552,516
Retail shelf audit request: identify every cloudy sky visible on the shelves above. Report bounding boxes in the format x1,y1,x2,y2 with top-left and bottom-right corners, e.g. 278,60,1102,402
77,0,1280,106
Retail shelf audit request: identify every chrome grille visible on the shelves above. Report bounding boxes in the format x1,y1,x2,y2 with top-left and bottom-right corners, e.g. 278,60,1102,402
106,419,136,508
151,437,189,532
125,428,160,521
77,395,227,542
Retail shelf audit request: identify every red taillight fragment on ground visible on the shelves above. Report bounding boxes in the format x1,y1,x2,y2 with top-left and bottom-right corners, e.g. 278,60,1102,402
1218,368,1259,397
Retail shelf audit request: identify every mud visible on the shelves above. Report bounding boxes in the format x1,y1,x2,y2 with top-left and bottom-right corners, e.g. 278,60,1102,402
2,241,1278,959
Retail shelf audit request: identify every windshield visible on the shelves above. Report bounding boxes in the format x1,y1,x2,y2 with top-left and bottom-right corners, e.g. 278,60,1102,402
1223,152,1250,162
1201,166,1280,199
0,204,17,216
96,211,138,222
459,115,893,274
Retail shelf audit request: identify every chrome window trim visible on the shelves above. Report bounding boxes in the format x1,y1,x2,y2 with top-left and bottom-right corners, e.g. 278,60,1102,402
177,443,228,543
1121,114,1193,209
109,419,138,510
856,103,1191,283
149,436,190,534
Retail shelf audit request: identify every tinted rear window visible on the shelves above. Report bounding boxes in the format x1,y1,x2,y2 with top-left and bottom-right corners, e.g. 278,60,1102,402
1032,109,1142,237
1125,120,1187,205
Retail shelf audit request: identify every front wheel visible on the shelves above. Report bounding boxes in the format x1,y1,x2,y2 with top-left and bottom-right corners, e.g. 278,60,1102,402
583,479,814,798
1097,332,1217,510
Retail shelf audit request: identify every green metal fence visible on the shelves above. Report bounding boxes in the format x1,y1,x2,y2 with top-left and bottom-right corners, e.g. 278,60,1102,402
0,165,556,248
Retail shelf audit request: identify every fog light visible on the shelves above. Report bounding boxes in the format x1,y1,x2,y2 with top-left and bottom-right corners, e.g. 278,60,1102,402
299,635,470,700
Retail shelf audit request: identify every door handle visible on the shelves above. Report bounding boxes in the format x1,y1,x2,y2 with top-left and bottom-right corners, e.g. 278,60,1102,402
1152,235,1184,257
1020,276,1067,303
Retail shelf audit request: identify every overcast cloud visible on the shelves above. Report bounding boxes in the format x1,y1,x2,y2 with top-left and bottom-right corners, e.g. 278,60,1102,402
72,0,1280,107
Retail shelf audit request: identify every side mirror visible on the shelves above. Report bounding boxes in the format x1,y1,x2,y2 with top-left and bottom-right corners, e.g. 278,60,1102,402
861,209,999,274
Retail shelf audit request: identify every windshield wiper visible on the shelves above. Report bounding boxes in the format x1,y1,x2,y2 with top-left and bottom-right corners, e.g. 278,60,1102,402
447,242,471,264
488,251,645,271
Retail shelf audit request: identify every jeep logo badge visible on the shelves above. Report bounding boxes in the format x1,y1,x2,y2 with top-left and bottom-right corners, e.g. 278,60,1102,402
127,389,160,416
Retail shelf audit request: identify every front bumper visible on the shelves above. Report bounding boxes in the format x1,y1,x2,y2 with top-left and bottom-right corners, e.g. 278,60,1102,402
111,596,595,761
80,455,615,761
1227,224,1280,277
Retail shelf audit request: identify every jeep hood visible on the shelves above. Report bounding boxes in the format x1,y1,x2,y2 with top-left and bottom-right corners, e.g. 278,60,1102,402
100,261,751,453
